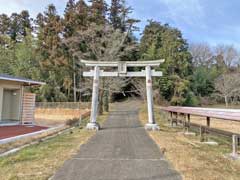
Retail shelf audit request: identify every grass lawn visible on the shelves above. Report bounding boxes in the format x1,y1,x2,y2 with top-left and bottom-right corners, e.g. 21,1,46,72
139,105,240,180
0,112,108,180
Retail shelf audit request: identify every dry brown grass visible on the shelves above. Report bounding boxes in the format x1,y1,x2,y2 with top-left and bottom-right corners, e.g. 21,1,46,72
35,108,90,126
140,105,240,180
190,116,240,134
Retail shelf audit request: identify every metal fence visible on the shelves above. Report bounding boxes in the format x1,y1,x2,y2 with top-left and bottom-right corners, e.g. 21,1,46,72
35,102,91,109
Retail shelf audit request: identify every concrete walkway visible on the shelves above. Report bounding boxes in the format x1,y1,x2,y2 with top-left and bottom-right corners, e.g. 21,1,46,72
53,101,181,180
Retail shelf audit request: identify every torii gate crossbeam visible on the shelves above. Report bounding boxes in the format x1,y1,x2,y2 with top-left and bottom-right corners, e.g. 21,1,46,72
81,60,164,131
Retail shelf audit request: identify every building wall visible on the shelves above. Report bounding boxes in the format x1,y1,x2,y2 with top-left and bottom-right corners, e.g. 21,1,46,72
0,87,3,119
21,93,36,124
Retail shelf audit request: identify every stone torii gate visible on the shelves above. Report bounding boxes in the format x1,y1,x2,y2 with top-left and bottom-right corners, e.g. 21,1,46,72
81,60,164,131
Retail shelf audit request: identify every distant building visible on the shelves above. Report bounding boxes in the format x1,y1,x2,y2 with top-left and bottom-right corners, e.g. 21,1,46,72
0,74,45,125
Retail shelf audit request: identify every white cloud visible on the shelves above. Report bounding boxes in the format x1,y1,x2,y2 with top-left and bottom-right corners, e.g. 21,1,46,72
160,0,206,29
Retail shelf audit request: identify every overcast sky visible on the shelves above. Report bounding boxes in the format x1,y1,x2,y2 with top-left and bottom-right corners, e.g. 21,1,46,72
0,0,239,49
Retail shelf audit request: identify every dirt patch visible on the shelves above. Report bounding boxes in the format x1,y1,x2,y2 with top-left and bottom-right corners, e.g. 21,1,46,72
35,108,90,126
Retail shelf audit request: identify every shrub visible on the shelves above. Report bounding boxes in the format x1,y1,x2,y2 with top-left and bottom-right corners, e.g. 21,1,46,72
183,91,199,106
65,118,80,127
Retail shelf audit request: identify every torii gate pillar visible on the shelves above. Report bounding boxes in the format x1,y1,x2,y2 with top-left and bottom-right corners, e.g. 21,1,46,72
144,65,159,130
81,60,164,131
86,66,100,130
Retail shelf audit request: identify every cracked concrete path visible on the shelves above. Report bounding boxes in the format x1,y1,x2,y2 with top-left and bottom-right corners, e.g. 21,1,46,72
53,101,181,180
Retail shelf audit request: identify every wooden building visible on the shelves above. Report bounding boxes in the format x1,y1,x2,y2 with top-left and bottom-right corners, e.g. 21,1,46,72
0,74,44,125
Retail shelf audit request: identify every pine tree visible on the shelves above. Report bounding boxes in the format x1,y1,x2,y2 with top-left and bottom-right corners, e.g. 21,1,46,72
0,14,10,35
0,35,15,74
64,0,76,37
89,0,107,25
63,0,89,101
19,10,32,37
109,0,138,32
35,13,44,29
9,13,21,41
36,4,69,101
63,0,89,36
75,0,89,30
7,11,32,42
109,0,122,29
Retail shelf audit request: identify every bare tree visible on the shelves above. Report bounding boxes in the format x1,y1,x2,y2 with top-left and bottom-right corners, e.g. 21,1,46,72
63,23,138,112
214,73,240,107
130,78,146,100
189,43,214,67
215,45,239,69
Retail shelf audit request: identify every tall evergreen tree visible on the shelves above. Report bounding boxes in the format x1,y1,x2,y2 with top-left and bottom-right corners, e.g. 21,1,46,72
36,4,69,101
109,0,122,29
19,10,32,37
63,0,89,101
63,0,76,37
35,13,44,29
75,0,89,30
89,0,107,25
140,21,193,105
0,14,10,35
109,0,138,32
0,35,15,74
5,10,32,42
9,13,21,41
63,0,89,36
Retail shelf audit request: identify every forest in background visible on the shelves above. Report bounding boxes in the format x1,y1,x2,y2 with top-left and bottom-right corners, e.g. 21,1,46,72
0,0,240,111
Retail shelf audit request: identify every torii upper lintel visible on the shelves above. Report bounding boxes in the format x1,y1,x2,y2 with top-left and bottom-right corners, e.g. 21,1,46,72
81,59,165,67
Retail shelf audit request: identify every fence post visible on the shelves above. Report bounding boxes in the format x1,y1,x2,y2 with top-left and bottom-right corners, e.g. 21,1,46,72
183,114,187,132
187,114,190,132
182,114,186,127
170,112,173,126
232,135,238,158
79,114,82,127
168,112,172,122
200,126,205,142
206,117,210,140
176,113,178,126
206,117,210,127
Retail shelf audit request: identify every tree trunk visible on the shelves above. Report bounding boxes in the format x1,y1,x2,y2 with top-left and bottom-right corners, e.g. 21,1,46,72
73,59,77,102
98,89,104,115
103,87,109,112
224,95,228,107
98,79,105,115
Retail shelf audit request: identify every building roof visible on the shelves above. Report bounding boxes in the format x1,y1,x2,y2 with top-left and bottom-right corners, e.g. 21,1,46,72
0,74,45,86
